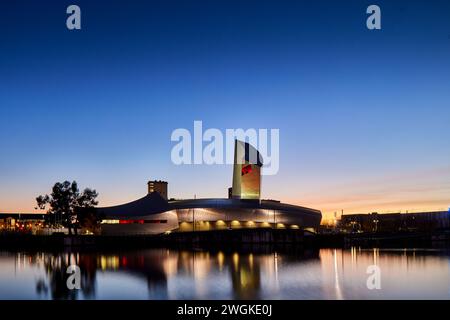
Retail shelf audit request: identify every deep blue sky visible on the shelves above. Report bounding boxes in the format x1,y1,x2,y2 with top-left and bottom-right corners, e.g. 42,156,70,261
1,0,449,218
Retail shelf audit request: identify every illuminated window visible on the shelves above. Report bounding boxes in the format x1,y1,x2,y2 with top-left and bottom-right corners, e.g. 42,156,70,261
101,220,119,224
102,219,168,224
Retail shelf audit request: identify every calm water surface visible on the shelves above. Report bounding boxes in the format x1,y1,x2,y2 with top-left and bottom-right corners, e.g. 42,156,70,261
1,247,449,299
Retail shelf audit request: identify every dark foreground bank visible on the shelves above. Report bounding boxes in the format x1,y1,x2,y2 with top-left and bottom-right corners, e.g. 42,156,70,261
1,228,450,249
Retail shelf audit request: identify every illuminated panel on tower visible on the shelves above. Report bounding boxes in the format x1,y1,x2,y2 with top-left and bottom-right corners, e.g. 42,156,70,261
232,140,263,200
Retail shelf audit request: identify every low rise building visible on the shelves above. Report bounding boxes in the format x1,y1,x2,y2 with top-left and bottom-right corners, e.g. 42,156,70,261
340,211,450,233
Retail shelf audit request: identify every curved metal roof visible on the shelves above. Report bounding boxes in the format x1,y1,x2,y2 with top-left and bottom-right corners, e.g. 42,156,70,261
96,192,170,218
170,198,321,217
96,192,321,220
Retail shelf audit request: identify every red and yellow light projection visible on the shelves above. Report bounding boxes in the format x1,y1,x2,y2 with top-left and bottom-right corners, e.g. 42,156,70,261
232,140,263,201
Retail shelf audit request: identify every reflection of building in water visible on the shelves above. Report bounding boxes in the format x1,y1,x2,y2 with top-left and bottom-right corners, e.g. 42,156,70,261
12,248,324,300
230,252,261,299
171,248,320,299
173,250,262,299
25,252,99,300
31,250,173,299
15,252,46,271
98,250,170,297
319,247,450,299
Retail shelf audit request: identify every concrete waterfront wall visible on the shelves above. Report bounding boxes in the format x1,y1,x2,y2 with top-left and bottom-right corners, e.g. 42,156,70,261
0,228,305,249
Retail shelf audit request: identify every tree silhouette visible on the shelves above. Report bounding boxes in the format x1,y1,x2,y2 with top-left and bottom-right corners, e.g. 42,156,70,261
36,181,98,235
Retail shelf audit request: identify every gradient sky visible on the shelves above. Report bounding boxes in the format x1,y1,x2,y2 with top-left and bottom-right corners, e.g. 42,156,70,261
1,0,450,220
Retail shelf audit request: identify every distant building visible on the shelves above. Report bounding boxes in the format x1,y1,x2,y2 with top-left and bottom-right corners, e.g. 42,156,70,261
340,211,450,233
0,213,46,233
147,180,168,200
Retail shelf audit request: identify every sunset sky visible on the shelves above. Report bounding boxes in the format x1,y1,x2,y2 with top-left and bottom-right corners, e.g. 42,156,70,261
1,0,449,220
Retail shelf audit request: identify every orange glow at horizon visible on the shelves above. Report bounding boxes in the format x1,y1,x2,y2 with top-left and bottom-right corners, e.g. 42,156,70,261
3,193,449,221
280,165,450,222
1,166,449,223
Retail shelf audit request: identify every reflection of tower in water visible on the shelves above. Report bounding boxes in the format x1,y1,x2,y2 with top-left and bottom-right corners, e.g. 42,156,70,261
230,252,261,299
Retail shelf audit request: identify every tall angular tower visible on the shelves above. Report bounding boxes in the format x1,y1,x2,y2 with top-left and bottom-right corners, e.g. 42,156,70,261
232,140,263,201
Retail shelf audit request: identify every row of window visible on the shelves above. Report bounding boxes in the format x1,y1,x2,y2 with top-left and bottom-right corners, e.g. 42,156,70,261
101,219,168,224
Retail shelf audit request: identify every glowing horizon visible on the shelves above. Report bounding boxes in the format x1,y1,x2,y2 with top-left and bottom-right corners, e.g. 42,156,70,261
2,164,449,221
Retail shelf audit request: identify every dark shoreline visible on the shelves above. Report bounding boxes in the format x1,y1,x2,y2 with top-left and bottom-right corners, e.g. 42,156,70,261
1,228,450,250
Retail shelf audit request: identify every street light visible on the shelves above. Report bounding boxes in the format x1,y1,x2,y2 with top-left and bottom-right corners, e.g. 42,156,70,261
373,219,379,232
